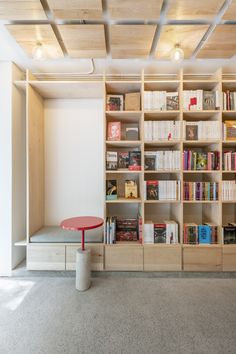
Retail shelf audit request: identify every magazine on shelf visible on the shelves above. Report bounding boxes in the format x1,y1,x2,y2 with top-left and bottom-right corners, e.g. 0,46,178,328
106,180,117,200
106,151,118,170
106,95,124,111
107,121,121,141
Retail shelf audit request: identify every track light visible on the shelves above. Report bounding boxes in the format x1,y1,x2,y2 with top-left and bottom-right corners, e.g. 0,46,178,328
32,43,46,60
170,44,184,63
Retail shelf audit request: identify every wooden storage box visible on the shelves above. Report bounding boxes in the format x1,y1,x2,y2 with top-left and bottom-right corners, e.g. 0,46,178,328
105,244,143,271
144,244,182,271
222,245,236,271
27,244,65,270
66,244,104,271
183,245,222,271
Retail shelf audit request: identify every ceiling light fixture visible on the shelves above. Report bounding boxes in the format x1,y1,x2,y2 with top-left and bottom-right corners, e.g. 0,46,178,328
170,44,184,63
32,43,46,60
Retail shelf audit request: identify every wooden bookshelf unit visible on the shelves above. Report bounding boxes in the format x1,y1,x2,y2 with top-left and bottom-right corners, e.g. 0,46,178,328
14,66,236,271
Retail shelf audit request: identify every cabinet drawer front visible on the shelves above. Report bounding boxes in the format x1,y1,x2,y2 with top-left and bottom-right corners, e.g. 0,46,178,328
105,245,143,271
183,246,222,271
144,245,182,271
27,245,65,270
223,246,236,271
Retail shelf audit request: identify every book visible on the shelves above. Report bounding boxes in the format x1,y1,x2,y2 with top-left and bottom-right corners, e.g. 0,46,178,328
106,180,117,200
224,121,236,140
125,92,140,111
154,223,166,243
185,123,198,141
203,91,216,110
125,180,138,199
118,152,129,169
125,125,139,140
144,152,156,170
196,152,207,170
106,95,123,111
107,121,121,141
198,225,211,244
166,92,179,110
183,223,198,244
116,230,138,241
223,226,236,244
129,151,141,171
146,181,158,200
106,151,117,170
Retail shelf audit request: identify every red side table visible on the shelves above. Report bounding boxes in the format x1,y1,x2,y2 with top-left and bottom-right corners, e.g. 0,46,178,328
60,216,104,251
60,216,104,291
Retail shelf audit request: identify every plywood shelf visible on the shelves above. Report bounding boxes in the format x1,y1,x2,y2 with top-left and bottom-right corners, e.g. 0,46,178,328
105,198,142,203
144,170,181,173
183,170,220,173
106,140,141,147
183,200,219,203
106,170,143,174
144,200,181,204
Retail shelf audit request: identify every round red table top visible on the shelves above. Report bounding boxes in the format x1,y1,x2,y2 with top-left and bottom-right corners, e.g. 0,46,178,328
60,216,104,231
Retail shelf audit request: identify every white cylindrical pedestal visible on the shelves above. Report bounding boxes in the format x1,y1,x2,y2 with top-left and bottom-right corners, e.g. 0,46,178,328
76,249,91,291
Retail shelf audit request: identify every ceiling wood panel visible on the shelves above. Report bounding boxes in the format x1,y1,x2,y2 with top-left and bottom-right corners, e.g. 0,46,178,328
6,25,64,59
166,0,225,20
107,0,163,20
0,0,47,20
156,25,209,60
222,0,236,20
47,0,103,20
110,25,156,59
57,25,106,58
197,25,236,59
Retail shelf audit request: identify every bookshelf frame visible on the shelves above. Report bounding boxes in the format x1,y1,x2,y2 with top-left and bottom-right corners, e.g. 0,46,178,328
14,66,236,271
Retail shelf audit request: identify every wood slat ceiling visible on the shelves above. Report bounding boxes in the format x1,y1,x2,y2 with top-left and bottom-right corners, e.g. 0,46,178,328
166,0,225,20
107,0,163,20
110,25,156,59
156,25,209,60
197,25,236,59
6,24,64,59
57,25,106,58
0,0,47,20
222,0,236,20
47,0,103,20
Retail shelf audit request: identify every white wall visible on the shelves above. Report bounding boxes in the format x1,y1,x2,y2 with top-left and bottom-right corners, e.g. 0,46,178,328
44,99,104,225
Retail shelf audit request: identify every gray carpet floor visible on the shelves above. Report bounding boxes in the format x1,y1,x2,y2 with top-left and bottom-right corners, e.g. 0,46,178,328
0,273,236,354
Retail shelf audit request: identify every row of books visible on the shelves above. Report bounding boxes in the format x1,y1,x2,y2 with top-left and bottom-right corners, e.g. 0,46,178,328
143,180,181,200
144,121,221,141
144,221,178,244
183,223,218,244
222,151,236,171
183,182,219,201
105,217,140,243
107,121,139,141
183,121,220,141
223,91,236,111
144,120,181,141
145,151,181,171
106,151,141,170
106,179,139,200
183,151,220,171
222,181,236,201
223,224,236,244
222,121,236,141
183,90,220,111
143,91,179,111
